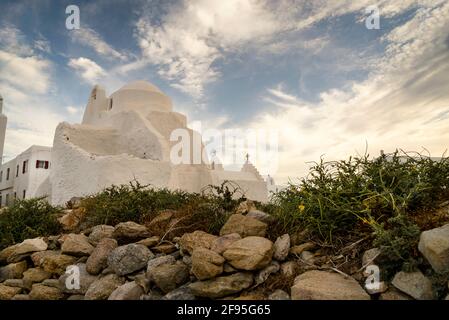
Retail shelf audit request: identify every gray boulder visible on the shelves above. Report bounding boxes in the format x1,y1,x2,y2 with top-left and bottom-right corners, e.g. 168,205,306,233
107,244,154,276
150,261,190,293
273,234,290,261
108,281,144,300
392,271,434,300
291,270,370,300
189,272,253,299
88,225,115,246
84,274,125,300
86,238,118,275
418,223,449,273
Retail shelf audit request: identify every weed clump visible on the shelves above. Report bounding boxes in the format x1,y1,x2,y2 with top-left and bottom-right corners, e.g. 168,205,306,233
0,197,62,250
80,180,245,235
269,150,449,244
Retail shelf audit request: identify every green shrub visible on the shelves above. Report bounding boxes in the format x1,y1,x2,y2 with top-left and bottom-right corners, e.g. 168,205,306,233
81,181,198,226
81,180,245,234
0,198,62,250
268,150,449,243
371,214,421,277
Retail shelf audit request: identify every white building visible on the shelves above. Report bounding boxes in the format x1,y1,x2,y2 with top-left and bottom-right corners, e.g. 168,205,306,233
0,95,52,207
0,81,275,206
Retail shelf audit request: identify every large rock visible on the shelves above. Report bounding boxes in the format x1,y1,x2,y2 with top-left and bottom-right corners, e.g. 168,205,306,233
179,231,218,255
253,261,280,287
150,261,190,293
112,221,150,243
61,234,94,257
162,286,196,300
391,271,434,300
84,274,125,300
418,223,449,273
0,261,28,282
246,209,274,224
0,244,18,264
152,243,177,254
291,270,370,300
146,255,176,279
235,200,256,215
88,225,115,246
7,238,48,263
210,233,241,255
34,251,77,275
41,279,61,288
58,208,86,231
0,284,22,300
379,288,412,300
22,268,51,289
29,284,64,300
137,236,160,248
223,236,273,271
273,234,290,261
59,263,98,294
189,272,253,298
191,248,225,280
3,279,26,289
268,289,290,300
220,214,267,238
146,210,177,237
108,281,144,300
107,244,153,276
86,238,118,275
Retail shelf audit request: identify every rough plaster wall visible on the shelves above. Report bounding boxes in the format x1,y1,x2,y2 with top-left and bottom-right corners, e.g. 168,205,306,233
34,176,51,200
51,122,172,205
110,90,172,114
15,148,51,199
57,124,120,155
82,87,109,125
109,111,167,161
168,164,214,193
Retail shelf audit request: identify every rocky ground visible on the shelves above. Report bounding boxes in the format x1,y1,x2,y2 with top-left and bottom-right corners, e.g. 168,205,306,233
0,200,448,300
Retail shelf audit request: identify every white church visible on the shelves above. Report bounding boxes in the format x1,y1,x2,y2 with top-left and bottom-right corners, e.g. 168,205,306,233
0,81,277,206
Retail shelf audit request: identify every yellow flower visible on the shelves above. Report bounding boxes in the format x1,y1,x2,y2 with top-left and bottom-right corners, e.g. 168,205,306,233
298,204,305,213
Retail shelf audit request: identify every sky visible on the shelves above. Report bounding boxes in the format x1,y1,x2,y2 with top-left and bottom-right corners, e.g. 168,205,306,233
0,0,448,184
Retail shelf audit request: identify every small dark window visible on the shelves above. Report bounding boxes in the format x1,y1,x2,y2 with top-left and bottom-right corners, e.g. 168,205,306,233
36,160,49,169
109,99,113,110
6,168,10,180
23,190,26,199
16,165,19,177
22,160,28,174
0,171,2,182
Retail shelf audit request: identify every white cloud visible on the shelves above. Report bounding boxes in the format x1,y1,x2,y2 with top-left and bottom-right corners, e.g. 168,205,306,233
133,0,434,99
0,25,34,56
71,27,128,61
0,25,64,160
66,106,82,115
34,39,51,54
68,57,107,84
247,1,449,183
0,50,51,94
135,0,283,98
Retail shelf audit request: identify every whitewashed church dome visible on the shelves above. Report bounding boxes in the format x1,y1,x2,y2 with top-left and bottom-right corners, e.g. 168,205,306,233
111,80,172,112
118,80,164,94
